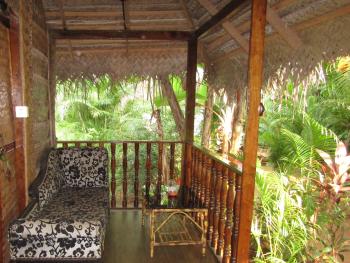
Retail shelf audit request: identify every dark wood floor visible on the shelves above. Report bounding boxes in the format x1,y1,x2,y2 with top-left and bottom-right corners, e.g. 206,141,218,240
104,210,218,263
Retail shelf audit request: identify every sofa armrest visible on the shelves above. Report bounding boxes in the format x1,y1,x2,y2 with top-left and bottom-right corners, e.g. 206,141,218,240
38,150,63,208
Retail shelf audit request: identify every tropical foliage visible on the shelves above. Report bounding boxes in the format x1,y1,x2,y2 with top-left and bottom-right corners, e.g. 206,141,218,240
55,58,350,262
252,58,350,262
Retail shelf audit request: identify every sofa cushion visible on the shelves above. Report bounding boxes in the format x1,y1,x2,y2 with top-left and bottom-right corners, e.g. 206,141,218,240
9,187,109,260
31,187,109,225
58,148,109,188
9,218,105,259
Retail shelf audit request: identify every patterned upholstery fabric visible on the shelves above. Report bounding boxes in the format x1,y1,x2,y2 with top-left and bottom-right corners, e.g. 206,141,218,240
38,150,63,208
9,147,109,261
58,148,109,188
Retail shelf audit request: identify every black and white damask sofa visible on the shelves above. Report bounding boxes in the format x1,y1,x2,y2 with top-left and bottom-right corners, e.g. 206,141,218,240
8,147,109,262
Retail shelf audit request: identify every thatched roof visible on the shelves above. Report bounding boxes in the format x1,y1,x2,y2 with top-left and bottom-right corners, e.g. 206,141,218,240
39,0,350,91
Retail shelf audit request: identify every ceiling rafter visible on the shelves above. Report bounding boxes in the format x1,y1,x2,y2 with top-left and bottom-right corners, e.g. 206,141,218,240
206,0,299,53
59,0,67,30
266,6,302,49
197,0,249,53
179,0,195,30
213,4,350,63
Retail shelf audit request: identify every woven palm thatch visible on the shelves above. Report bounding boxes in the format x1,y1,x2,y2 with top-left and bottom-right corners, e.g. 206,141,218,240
55,42,187,81
36,0,350,92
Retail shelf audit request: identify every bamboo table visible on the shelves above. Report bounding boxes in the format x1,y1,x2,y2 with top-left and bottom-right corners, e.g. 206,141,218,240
142,201,208,258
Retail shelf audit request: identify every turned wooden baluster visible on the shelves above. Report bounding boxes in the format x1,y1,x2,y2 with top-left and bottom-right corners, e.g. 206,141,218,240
63,142,68,148
156,142,163,205
191,148,198,205
185,143,193,206
196,150,202,206
145,142,152,203
87,142,92,147
205,156,212,208
122,143,128,208
211,162,222,249
169,143,175,180
231,173,242,263
208,160,216,241
200,154,207,206
110,143,117,208
223,170,235,263
217,166,229,255
134,142,140,208
75,142,81,148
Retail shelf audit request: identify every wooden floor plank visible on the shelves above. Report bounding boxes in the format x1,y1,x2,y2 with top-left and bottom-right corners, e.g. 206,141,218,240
104,210,218,263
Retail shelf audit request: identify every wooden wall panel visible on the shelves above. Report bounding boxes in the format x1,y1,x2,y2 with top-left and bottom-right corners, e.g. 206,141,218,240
0,23,19,263
21,0,50,185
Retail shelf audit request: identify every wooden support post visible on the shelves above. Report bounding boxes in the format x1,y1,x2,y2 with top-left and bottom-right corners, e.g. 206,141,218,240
184,37,197,143
235,0,267,262
48,34,56,146
9,13,27,211
182,36,197,205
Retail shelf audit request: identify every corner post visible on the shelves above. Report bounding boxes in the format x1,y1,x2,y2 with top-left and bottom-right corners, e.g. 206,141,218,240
9,11,27,211
235,0,267,262
182,35,197,205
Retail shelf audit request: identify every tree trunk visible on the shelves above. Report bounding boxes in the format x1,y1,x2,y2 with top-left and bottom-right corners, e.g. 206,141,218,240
201,83,214,148
159,76,185,139
153,109,170,183
230,88,244,155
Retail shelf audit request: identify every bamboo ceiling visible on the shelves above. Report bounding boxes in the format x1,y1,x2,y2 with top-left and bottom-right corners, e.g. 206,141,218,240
36,0,350,90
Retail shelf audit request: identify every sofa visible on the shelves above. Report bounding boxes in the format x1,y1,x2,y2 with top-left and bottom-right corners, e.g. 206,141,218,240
8,147,110,262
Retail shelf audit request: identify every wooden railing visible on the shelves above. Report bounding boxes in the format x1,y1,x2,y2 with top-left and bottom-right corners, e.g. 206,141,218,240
56,140,242,262
185,144,242,263
56,140,184,209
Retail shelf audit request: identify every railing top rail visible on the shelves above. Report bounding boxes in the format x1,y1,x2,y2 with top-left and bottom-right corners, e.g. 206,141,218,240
192,144,242,175
56,140,184,144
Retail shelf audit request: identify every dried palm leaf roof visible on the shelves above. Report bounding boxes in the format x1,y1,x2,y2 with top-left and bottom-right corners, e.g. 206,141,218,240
38,0,350,91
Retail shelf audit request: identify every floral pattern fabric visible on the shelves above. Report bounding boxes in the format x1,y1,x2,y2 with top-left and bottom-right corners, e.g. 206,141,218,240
38,150,63,208
58,148,109,188
9,147,109,261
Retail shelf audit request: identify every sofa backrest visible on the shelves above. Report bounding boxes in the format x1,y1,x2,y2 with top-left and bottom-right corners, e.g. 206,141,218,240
38,150,63,208
57,147,109,188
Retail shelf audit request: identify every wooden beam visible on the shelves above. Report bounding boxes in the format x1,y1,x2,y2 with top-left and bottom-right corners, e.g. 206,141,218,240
51,29,192,41
182,36,197,206
179,0,195,30
9,13,27,211
59,0,67,30
234,0,267,262
194,0,249,38
206,0,299,53
184,36,197,143
48,33,56,145
266,6,302,49
198,0,249,53
124,0,130,30
56,46,187,55
214,4,350,63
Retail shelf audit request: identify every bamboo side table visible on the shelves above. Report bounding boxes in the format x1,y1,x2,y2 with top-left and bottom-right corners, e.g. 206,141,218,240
142,202,208,258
